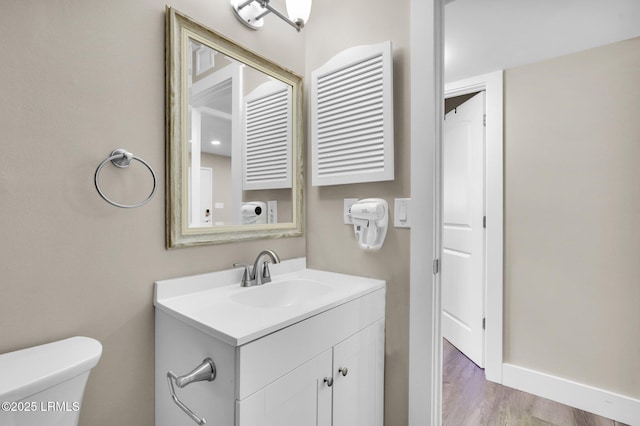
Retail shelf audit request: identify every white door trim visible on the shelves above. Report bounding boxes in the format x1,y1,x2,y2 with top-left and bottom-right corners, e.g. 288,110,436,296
444,70,504,383
409,0,443,425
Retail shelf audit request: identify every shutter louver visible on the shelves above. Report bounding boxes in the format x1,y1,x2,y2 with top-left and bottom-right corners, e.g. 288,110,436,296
243,82,292,190
311,41,394,186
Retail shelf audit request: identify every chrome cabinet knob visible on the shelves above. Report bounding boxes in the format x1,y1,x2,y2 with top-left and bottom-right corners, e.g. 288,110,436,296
339,367,348,377
324,377,334,387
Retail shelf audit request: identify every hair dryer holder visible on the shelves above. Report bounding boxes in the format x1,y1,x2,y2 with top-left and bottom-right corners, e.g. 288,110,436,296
350,198,389,250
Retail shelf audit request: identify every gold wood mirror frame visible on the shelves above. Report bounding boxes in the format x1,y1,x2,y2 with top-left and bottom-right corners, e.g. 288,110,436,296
166,7,303,248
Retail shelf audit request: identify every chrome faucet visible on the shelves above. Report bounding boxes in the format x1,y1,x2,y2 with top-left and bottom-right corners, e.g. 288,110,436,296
233,249,281,287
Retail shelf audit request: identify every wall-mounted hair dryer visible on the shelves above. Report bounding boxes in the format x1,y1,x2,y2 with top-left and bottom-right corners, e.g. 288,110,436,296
240,201,267,225
350,198,388,250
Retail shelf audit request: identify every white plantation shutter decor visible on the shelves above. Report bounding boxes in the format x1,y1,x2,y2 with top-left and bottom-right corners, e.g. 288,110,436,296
311,41,394,186
243,81,293,190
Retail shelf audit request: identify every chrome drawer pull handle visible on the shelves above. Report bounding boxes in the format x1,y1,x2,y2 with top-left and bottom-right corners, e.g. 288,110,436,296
339,367,349,377
324,376,334,387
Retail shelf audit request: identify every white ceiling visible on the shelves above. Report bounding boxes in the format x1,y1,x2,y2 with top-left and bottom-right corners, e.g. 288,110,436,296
445,0,640,83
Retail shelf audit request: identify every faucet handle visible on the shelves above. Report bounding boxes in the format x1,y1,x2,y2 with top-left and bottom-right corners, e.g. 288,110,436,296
233,263,251,287
262,262,272,284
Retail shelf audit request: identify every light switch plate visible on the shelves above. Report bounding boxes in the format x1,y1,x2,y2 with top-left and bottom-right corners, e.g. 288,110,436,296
344,198,358,224
394,198,411,228
267,200,278,224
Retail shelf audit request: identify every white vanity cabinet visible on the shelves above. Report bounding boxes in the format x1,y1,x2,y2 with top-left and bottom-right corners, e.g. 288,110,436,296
154,265,385,426
237,320,384,426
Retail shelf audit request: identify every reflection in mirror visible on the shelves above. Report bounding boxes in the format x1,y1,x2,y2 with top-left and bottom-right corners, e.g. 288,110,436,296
166,8,303,247
188,40,293,228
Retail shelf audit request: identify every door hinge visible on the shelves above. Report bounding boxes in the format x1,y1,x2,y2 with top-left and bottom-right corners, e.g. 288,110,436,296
482,317,486,330
433,259,440,275
483,114,486,127
483,216,486,228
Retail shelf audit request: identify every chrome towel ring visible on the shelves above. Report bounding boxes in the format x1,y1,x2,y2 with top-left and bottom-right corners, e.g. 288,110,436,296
94,148,157,209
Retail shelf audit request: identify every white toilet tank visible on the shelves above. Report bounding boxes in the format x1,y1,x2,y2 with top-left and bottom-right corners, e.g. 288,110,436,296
0,336,102,426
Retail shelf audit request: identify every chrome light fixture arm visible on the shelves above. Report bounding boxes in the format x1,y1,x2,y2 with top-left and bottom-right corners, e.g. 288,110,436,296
260,0,304,31
231,0,306,32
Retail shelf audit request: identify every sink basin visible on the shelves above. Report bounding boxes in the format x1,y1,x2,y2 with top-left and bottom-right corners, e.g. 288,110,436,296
230,279,332,308
154,261,386,346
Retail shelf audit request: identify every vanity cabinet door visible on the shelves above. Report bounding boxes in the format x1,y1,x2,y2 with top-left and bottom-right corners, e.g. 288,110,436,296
236,349,332,426
332,320,385,426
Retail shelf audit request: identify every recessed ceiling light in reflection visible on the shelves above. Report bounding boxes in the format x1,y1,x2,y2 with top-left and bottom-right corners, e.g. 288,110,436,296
210,140,221,145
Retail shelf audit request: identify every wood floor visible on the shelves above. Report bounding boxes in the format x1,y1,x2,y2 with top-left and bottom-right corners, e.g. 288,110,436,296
442,339,628,426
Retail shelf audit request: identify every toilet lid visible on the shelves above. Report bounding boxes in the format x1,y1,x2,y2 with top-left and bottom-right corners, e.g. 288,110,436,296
0,336,102,402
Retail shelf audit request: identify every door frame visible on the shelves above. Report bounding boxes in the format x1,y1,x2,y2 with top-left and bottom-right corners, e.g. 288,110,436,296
444,70,504,382
409,1,504,424
408,1,443,425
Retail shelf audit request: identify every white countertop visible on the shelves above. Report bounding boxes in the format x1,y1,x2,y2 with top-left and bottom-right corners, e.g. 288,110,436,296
154,260,385,346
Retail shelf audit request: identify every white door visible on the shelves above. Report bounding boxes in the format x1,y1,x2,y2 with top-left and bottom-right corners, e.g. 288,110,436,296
187,167,213,227
441,91,485,367
199,167,213,226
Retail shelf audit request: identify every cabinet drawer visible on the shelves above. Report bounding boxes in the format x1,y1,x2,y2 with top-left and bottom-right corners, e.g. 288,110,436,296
236,288,385,399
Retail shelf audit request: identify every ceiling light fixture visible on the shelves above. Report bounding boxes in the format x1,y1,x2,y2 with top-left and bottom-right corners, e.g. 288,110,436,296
210,140,221,145
230,0,312,32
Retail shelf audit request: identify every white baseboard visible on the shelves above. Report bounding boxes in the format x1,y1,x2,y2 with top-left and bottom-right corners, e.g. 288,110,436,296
502,363,640,425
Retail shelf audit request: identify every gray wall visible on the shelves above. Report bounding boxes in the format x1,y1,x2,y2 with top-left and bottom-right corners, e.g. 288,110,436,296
0,1,304,425
303,1,412,424
504,37,640,398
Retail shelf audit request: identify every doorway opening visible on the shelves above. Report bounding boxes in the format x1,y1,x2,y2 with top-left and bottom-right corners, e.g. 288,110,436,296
443,70,504,383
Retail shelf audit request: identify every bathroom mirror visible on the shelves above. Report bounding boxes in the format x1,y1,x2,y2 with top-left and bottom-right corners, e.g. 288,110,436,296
166,7,303,248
